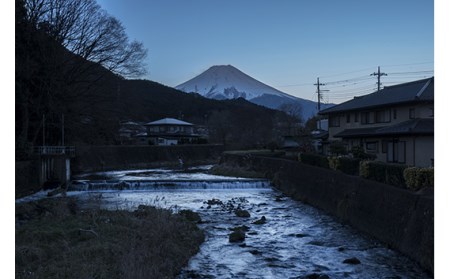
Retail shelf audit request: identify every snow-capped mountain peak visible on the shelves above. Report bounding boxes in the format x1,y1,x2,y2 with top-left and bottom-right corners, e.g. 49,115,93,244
175,65,334,120
176,65,295,100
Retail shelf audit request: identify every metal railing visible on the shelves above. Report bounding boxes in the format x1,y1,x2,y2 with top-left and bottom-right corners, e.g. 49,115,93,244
34,146,76,156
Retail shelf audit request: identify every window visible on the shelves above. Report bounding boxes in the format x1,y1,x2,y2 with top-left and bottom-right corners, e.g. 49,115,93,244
346,114,351,123
387,140,406,163
393,109,397,120
382,140,388,153
365,141,378,153
361,112,374,124
329,115,340,127
375,109,391,123
354,112,359,122
409,108,415,119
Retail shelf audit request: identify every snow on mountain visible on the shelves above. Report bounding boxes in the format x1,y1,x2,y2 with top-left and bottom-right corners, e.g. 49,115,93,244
176,65,296,100
175,65,334,120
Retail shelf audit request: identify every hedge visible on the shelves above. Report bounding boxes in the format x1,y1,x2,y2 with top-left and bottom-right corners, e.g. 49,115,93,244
359,160,408,188
403,167,434,191
298,153,329,169
328,157,361,176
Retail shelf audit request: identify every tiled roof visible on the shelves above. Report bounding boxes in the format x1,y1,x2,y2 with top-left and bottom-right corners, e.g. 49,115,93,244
320,77,433,114
145,118,193,126
334,118,434,138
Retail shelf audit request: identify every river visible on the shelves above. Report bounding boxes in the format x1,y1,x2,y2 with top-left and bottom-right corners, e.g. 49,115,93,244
17,165,432,279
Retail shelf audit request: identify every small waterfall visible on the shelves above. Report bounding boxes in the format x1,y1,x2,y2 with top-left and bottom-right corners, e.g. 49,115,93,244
70,179,271,191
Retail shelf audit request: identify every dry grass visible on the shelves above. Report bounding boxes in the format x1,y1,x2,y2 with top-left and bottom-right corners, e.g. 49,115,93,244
15,198,204,279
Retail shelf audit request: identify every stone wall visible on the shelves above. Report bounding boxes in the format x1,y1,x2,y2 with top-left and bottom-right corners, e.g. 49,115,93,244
219,153,434,274
15,160,40,198
72,144,225,173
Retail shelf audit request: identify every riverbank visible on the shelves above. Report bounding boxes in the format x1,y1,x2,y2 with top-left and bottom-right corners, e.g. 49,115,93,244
214,153,434,275
15,197,204,279
72,144,225,173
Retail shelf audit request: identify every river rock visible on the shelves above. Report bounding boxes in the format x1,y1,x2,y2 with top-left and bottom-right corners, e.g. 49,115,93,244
252,216,267,224
235,209,251,218
343,257,361,264
229,230,246,242
231,225,250,232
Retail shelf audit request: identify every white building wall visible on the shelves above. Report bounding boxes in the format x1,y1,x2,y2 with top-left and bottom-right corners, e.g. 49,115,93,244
414,136,434,167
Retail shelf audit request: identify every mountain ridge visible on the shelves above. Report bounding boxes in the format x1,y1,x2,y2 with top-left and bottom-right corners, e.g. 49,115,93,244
176,65,334,120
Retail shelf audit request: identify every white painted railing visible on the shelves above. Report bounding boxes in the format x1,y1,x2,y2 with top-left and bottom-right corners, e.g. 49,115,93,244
34,146,76,156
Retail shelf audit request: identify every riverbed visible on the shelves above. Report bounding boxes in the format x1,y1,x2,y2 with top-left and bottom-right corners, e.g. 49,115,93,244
18,166,432,279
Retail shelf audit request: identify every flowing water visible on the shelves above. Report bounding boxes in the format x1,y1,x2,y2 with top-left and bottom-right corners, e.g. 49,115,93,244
17,166,432,279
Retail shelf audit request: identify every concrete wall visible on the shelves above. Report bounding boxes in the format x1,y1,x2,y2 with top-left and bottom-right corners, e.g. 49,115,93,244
15,160,40,198
72,144,224,173
219,153,434,274
415,136,434,167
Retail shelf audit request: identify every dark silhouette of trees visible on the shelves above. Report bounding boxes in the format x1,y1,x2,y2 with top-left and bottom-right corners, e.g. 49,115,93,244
24,0,147,78
16,0,148,157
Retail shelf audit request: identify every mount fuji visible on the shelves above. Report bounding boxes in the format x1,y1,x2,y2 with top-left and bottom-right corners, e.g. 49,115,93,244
175,65,333,121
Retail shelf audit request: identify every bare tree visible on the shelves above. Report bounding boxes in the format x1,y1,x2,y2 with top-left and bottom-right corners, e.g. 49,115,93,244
24,0,148,79
16,0,148,153
278,102,304,137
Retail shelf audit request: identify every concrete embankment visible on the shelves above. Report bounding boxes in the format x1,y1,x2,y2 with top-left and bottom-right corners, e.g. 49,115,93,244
218,153,434,274
72,144,224,173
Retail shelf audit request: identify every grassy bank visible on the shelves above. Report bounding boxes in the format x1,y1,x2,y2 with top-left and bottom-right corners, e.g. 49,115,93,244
16,197,204,279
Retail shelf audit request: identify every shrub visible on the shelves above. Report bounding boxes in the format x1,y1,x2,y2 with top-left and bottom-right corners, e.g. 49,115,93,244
350,146,376,160
298,153,329,168
329,156,361,176
359,160,408,188
404,167,434,191
329,141,348,156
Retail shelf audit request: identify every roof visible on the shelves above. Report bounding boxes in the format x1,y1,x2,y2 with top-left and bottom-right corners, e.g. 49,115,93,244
145,118,193,126
334,118,434,138
319,77,434,115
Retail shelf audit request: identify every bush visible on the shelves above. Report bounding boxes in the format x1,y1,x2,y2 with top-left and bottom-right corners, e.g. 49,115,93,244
350,146,376,160
329,141,348,156
298,153,329,168
359,160,408,188
404,167,434,191
329,156,361,175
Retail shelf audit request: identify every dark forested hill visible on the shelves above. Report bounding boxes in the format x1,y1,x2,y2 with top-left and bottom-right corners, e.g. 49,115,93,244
15,0,292,154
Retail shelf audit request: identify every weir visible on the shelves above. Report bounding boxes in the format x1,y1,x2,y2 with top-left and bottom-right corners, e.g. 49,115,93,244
70,179,271,191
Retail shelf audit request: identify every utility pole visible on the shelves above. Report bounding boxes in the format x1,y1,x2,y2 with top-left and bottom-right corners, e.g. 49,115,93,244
61,114,65,146
371,66,387,92
314,77,325,112
43,114,46,146
314,78,328,130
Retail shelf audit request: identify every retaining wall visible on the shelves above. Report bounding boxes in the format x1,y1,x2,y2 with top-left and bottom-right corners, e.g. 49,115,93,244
72,144,224,173
15,160,40,198
219,153,434,274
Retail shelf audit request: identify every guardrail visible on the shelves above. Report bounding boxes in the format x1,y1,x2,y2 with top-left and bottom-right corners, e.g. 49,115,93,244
34,146,76,156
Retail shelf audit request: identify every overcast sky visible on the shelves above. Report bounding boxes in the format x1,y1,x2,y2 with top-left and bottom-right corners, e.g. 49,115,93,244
96,0,434,103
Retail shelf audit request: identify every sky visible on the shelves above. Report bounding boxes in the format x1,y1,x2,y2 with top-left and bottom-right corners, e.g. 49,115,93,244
97,0,434,104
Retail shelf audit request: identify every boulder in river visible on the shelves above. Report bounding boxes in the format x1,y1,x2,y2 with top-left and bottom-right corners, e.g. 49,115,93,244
343,257,361,265
235,209,251,218
229,229,246,242
252,216,267,225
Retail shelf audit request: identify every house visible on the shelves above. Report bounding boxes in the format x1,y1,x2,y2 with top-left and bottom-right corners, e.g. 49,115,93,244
118,121,147,144
319,77,434,167
144,118,204,146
